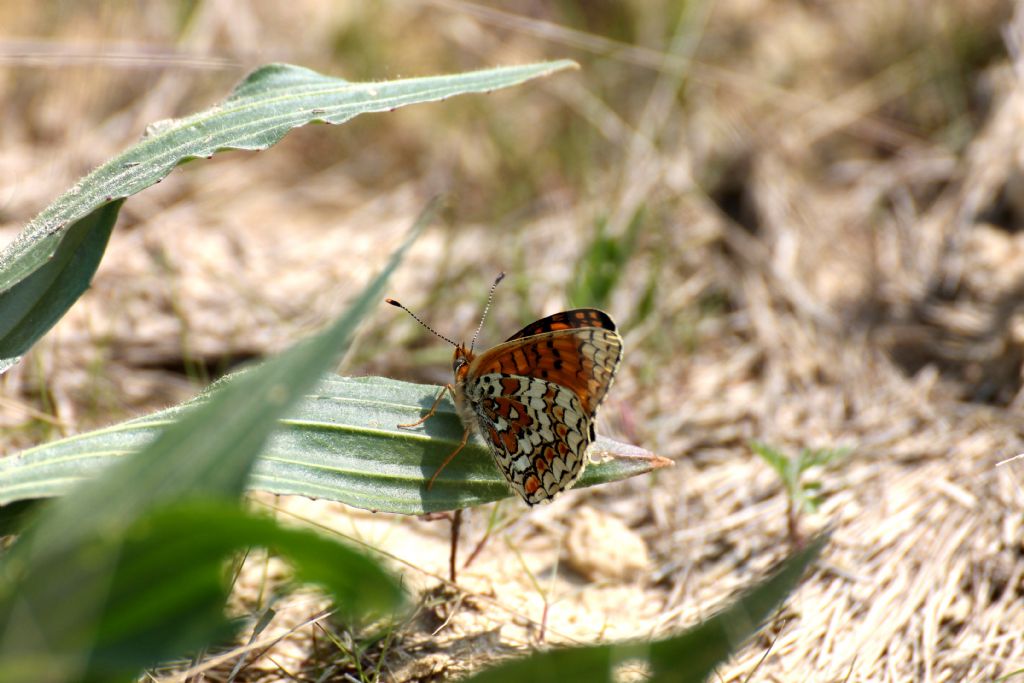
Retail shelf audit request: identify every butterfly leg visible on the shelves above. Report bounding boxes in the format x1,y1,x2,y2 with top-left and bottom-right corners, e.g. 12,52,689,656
398,384,453,429
426,425,470,490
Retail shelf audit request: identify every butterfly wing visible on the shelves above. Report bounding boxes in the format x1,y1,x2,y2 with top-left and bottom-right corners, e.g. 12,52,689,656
468,324,623,415
460,310,622,505
504,308,617,342
463,373,594,506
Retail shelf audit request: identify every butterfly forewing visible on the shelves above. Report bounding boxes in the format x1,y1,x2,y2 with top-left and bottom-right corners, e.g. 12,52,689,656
472,306,621,415
468,328,622,414
504,308,617,342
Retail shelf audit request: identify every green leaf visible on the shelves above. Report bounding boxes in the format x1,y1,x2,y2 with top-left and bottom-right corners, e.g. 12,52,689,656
803,495,824,514
89,500,401,676
0,60,577,370
0,201,121,375
749,441,789,481
645,531,828,682
805,446,851,469
568,205,644,310
0,213,423,682
0,376,671,516
464,532,829,683
0,499,38,537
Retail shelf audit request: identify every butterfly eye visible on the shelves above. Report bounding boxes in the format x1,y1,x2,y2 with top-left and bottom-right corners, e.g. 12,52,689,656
452,357,468,372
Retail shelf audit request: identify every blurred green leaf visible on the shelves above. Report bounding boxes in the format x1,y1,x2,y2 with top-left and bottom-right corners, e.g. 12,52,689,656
465,532,829,683
0,212,423,682
0,376,670,516
750,441,789,482
89,500,401,675
0,499,38,537
629,254,661,329
0,60,577,371
805,446,850,469
568,205,644,310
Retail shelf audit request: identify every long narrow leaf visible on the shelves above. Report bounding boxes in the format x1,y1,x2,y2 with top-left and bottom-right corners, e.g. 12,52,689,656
0,60,576,369
0,376,670,515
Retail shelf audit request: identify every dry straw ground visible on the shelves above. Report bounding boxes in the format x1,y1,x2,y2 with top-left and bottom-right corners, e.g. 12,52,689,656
2,1,1023,681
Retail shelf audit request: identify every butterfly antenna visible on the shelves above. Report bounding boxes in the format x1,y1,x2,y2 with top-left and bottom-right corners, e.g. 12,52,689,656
470,272,506,353
385,298,459,347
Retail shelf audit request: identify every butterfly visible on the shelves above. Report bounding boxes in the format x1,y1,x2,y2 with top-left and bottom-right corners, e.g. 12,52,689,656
387,274,623,505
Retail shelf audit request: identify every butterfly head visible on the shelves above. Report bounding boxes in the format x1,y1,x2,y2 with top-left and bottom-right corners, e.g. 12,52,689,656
452,344,474,383
387,272,503,386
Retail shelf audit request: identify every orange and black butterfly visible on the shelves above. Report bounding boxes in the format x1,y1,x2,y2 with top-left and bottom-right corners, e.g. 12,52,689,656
387,274,622,505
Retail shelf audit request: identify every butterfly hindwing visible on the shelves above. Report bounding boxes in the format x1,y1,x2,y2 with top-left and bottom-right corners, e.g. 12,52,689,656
463,373,593,506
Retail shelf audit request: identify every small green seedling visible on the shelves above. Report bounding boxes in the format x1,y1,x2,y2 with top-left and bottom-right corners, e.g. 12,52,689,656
750,441,850,547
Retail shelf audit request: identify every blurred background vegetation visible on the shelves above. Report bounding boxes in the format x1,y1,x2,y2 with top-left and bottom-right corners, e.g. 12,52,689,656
2,1,1023,680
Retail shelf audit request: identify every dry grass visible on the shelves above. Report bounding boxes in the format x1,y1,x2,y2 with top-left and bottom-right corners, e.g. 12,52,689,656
3,1,1024,681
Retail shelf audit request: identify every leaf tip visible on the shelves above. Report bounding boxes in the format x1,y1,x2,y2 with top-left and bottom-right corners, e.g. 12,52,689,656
592,436,673,469
649,453,674,470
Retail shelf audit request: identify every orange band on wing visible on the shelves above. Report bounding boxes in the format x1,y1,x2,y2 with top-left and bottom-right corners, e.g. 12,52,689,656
469,327,622,413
